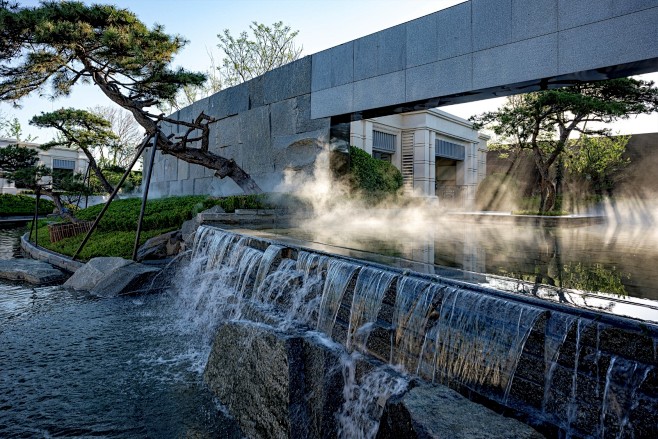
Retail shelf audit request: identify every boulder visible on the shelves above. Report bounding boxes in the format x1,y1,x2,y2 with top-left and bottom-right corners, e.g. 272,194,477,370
204,320,346,439
0,258,68,284
64,256,160,297
64,257,132,291
136,230,183,261
376,382,544,439
181,216,201,246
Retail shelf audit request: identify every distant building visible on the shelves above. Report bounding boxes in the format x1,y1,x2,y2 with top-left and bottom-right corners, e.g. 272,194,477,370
350,109,489,207
0,138,89,195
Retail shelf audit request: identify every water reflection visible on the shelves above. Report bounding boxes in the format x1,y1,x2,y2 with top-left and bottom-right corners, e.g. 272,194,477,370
0,226,24,260
254,218,658,321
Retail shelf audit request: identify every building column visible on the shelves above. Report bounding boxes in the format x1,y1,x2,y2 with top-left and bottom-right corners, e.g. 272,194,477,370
412,129,434,197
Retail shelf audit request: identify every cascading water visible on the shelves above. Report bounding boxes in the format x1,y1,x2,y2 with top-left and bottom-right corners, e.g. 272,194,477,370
316,260,360,335
180,226,658,438
430,288,543,399
392,276,443,372
346,267,396,352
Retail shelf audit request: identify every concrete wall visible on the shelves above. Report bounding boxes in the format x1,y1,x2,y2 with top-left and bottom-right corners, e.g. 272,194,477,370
311,0,658,118
149,59,331,197
148,0,658,197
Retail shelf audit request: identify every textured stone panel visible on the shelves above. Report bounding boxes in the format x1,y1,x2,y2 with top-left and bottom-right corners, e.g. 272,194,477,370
310,83,353,119
311,42,353,92
263,56,312,104
168,180,184,196
270,98,297,136
613,0,658,16
189,162,207,179
209,177,242,196
472,0,512,51
474,34,558,90
247,76,265,109
193,177,212,195
177,159,189,181
378,24,406,76
406,54,472,102
512,0,557,41
353,33,378,82
162,156,178,182
295,94,331,134
437,2,472,61
214,114,242,150
354,71,406,112
151,181,170,197
208,82,249,120
181,179,194,196
558,8,658,75
406,13,437,68
240,106,272,171
558,0,613,30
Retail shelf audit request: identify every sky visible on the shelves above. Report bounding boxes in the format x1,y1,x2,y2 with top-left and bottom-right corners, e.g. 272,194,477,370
1,0,657,141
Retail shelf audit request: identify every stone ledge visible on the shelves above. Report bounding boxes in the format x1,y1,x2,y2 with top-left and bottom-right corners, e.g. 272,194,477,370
0,258,68,285
20,232,84,273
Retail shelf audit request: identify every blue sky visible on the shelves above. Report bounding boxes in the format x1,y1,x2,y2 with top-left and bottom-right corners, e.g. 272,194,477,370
2,0,656,140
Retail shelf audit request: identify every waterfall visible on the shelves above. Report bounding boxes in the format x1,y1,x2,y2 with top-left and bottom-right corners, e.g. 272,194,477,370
347,267,396,352
542,313,578,412
180,226,657,438
392,276,443,372
431,288,543,397
316,260,360,336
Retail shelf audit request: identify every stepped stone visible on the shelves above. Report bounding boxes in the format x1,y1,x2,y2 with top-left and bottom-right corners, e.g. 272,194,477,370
0,258,68,284
204,320,345,439
136,230,183,261
376,382,544,439
64,257,159,297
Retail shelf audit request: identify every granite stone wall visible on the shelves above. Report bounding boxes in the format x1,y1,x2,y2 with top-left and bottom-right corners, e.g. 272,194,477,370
147,0,658,197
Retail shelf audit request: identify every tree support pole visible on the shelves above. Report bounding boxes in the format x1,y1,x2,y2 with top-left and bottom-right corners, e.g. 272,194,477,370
72,134,153,261
132,130,159,261
30,189,40,246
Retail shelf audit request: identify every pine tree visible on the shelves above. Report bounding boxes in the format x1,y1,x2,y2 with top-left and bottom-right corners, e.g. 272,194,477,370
0,1,261,193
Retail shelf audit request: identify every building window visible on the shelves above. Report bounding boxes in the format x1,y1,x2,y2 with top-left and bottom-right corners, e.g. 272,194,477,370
53,159,76,170
373,130,396,153
435,139,465,161
373,151,392,162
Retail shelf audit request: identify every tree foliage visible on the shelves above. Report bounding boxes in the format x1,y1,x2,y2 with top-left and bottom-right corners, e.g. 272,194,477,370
30,108,119,194
0,142,86,221
472,78,658,212
566,134,630,196
217,21,302,87
0,1,261,194
349,146,403,200
90,105,144,169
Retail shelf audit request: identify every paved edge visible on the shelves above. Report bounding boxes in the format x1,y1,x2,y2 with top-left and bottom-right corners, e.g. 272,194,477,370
20,232,84,273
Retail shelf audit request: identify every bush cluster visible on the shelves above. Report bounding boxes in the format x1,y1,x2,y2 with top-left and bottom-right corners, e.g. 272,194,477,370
0,194,55,216
348,146,403,199
30,194,274,260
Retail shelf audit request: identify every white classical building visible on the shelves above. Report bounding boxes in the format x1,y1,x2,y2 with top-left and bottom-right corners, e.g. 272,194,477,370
350,109,489,206
0,138,89,194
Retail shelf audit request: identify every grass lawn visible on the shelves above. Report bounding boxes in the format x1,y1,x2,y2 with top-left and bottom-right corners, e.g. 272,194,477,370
28,194,272,261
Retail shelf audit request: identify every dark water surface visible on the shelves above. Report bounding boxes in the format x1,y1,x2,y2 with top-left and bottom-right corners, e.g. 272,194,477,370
0,227,241,438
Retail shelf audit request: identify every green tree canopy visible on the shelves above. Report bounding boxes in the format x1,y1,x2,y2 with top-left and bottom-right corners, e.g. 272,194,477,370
217,21,302,87
30,108,119,194
472,78,658,212
566,134,631,196
0,143,85,220
0,1,261,193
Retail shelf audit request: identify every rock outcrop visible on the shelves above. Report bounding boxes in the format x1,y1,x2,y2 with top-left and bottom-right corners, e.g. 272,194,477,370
64,257,160,297
0,258,68,284
136,230,184,261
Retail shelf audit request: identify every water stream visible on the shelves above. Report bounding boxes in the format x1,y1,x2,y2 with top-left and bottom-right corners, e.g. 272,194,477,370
2,224,656,438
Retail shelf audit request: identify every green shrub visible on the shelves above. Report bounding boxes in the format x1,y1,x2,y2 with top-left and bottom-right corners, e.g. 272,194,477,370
348,146,403,199
0,194,55,216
